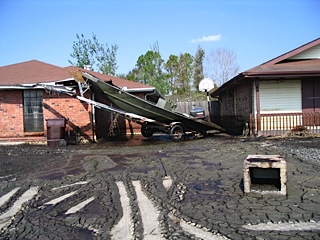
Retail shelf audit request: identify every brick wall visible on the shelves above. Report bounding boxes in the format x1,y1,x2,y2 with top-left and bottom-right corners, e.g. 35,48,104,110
220,89,234,116
0,90,24,137
0,89,150,142
218,82,251,118
213,82,252,135
234,82,252,118
43,91,93,141
0,89,94,141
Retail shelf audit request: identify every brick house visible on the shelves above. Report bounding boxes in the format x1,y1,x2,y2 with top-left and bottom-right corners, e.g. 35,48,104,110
0,60,157,144
210,38,320,136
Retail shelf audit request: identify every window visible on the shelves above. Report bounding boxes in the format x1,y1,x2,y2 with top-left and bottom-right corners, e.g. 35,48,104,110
258,80,301,113
23,90,44,132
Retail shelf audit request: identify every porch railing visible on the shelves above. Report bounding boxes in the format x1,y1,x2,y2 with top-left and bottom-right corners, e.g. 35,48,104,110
250,112,320,136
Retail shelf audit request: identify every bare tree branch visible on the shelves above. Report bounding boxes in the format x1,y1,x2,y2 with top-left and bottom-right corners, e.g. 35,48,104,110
204,48,240,86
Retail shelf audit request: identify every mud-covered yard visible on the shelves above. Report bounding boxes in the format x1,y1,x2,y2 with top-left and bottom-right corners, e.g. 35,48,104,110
0,135,319,240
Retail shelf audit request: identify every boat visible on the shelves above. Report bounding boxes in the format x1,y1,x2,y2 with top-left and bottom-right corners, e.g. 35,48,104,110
80,72,225,140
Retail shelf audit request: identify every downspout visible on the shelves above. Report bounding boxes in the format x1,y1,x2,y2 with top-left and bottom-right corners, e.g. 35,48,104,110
255,79,261,135
144,91,156,101
91,92,97,142
249,82,253,136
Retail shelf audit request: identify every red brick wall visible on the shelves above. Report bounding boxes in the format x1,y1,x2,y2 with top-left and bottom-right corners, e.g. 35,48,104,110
0,89,145,141
43,91,93,141
125,119,141,135
0,90,24,137
0,90,93,141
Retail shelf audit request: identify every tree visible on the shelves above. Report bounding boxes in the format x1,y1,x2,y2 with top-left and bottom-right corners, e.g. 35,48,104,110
175,53,194,95
164,54,179,94
126,44,199,96
205,48,240,86
128,42,170,95
193,45,205,90
93,34,119,76
126,68,140,82
69,33,119,75
69,34,95,68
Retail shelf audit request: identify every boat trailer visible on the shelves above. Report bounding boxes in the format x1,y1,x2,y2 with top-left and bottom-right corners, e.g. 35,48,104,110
39,73,224,141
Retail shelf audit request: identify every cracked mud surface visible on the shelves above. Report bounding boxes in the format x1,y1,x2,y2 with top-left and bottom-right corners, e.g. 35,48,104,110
0,135,320,239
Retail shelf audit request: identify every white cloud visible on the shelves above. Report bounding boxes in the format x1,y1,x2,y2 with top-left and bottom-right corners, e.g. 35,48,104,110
191,34,222,43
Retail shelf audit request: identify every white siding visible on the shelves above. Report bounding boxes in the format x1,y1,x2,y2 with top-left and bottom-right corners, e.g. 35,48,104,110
254,80,302,114
288,44,320,59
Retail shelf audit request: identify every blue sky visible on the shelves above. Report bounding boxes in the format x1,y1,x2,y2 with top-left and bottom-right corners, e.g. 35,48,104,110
0,0,319,75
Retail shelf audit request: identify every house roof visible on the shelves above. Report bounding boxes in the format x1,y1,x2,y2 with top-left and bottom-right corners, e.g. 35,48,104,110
0,60,153,90
245,38,320,77
211,38,320,96
64,66,152,89
244,59,320,77
0,60,72,85
260,38,320,66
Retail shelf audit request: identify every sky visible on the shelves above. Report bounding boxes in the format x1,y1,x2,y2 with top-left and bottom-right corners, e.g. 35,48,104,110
0,0,319,76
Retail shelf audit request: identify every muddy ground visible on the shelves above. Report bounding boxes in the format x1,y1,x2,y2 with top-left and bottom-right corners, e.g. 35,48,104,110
0,134,319,239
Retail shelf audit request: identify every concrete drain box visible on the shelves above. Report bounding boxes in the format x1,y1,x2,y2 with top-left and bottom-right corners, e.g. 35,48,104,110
243,155,287,195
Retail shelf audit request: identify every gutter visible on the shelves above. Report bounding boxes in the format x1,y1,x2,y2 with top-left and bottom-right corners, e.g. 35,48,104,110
0,85,45,90
0,78,75,90
123,87,156,92
243,71,320,78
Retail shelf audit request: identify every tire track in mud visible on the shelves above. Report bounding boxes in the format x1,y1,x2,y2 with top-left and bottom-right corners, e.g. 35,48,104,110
0,187,38,230
110,181,133,239
0,174,227,239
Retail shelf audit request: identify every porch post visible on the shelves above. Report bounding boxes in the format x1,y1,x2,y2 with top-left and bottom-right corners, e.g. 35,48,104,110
255,79,261,134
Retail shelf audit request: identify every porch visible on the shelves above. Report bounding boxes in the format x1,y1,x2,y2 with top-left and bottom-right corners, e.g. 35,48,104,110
250,112,320,137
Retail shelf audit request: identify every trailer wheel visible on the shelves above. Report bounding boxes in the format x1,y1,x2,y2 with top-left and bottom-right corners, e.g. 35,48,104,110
170,124,184,140
141,123,154,138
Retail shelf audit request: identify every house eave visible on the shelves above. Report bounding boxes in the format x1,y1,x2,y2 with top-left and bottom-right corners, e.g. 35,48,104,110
210,70,320,97
244,71,320,79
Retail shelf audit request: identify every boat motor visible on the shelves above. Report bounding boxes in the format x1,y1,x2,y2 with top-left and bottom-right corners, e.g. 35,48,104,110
190,107,206,119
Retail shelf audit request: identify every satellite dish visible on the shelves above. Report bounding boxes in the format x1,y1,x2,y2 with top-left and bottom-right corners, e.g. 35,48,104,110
199,78,214,92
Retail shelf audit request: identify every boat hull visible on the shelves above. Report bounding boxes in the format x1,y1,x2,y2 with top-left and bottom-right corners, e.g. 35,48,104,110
88,76,224,133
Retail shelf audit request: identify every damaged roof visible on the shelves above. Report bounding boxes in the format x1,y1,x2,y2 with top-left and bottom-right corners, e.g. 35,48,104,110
0,60,154,90
64,66,152,89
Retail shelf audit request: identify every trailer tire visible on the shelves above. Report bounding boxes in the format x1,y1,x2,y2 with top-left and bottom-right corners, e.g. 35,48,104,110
141,123,154,138
170,124,184,141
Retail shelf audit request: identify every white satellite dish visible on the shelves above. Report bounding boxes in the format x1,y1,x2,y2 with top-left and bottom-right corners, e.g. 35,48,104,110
199,78,214,92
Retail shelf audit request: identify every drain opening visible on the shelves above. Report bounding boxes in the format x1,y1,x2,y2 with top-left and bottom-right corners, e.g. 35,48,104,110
249,167,281,191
